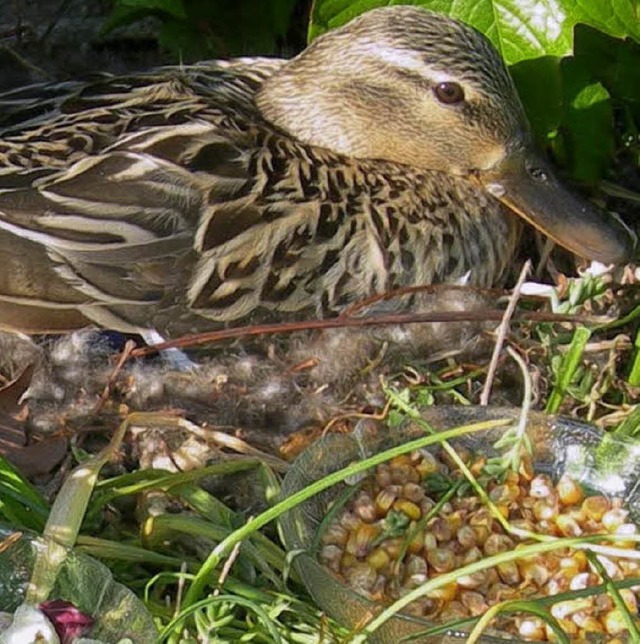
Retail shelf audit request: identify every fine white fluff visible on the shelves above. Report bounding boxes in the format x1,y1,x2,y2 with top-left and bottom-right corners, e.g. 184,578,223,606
2,289,496,440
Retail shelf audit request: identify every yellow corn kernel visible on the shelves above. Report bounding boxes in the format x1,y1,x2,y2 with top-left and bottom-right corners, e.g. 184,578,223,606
393,498,421,521
366,547,391,570
556,474,584,506
581,495,610,521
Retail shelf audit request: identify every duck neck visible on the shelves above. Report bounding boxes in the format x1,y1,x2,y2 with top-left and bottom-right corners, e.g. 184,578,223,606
257,65,363,157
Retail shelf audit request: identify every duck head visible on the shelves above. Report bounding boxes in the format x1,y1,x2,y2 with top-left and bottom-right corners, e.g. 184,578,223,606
257,6,635,265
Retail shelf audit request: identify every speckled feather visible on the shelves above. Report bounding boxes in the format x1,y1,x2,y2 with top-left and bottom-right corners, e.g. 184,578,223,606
0,54,519,336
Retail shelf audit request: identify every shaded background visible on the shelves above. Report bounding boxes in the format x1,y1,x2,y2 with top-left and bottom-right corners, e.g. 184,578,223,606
0,0,311,91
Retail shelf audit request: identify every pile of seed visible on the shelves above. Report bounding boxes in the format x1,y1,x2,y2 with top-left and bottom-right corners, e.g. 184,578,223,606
318,449,640,642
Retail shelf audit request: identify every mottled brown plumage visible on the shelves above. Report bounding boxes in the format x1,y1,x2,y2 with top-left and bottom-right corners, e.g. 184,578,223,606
0,7,633,340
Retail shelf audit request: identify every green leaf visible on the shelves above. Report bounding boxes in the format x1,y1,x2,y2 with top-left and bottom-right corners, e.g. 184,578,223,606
546,325,592,413
574,25,640,118
0,456,49,531
309,0,640,64
511,56,563,146
558,57,614,182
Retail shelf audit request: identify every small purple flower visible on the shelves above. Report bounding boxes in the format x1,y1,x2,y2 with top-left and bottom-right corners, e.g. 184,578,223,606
39,600,94,644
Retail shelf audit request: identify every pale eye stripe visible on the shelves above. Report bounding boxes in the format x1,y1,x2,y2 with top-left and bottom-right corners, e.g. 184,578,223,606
370,46,457,84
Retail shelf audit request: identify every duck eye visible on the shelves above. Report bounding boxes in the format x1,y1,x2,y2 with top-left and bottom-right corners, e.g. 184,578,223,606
433,82,464,105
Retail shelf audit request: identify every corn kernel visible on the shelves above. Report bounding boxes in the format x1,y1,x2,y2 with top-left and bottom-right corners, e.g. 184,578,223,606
425,581,457,602
426,547,456,573
603,609,629,636
374,487,396,516
517,617,545,640
460,590,488,616
602,507,629,532
346,523,379,557
556,473,584,505
392,498,421,521
402,482,425,503
582,495,610,521
366,547,391,570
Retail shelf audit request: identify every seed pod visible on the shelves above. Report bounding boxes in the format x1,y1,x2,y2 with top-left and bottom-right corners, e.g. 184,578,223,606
414,451,439,477
572,611,604,634
423,533,441,559
340,511,360,531
419,497,436,516
596,555,623,580
446,510,464,535
438,600,468,622
375,463,392,488
546,618,578,639
489,483,519,505
568,572,593,591
424,581,457,602
406,526,425,555
519,559,550,588
612,522,638,549
618,588,637,613
533,499,556,522
382,537,404,559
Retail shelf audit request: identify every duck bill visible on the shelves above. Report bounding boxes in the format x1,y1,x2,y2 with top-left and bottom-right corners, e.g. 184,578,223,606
478,150,636,265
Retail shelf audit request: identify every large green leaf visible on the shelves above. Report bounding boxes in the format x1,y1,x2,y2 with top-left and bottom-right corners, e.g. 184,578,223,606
309,0,640,64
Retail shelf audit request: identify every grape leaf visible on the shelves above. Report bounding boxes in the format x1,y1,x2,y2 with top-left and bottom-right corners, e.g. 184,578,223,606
309,0,640,64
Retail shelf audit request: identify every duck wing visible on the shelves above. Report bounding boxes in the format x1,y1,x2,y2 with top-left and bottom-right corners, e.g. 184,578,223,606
0,113,399,336
0,58,513,337
0,149,204,332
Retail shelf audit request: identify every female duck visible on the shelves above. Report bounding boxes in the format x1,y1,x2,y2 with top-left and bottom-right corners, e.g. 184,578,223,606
0,6,633,340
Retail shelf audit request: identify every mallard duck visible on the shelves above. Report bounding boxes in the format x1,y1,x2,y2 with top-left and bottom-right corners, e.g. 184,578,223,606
0,6,634,341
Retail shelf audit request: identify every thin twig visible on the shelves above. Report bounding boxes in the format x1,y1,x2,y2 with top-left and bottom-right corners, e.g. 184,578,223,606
480,261,531,405
92,339,136,414
131,302,604,358
214,538,243,596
